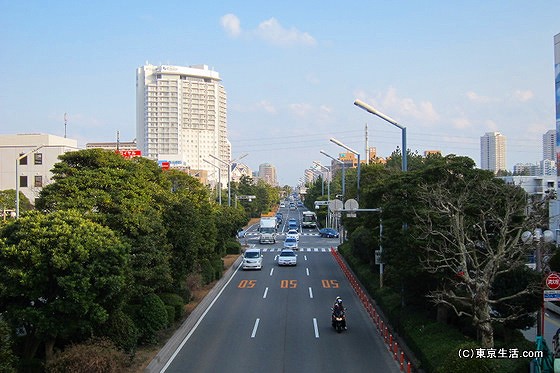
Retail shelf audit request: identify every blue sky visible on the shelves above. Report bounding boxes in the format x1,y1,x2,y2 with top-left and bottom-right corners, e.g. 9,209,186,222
1,1,559,186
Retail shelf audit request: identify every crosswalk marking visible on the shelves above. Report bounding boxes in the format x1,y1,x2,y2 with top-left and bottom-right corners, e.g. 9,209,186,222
259,247,333,253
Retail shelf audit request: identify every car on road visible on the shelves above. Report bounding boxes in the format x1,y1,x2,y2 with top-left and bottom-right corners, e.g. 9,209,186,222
288,219,298,231
319,228,340,238
283,236,299,250
242,248,263,270
277,249,297,266
280,202,286,208
286,229,300,241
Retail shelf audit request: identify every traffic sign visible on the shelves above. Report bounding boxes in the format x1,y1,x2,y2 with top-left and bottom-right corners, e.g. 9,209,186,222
546,273,560,290
544,290,560,301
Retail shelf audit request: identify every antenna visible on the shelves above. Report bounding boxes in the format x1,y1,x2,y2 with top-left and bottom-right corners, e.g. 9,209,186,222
64,113,68,138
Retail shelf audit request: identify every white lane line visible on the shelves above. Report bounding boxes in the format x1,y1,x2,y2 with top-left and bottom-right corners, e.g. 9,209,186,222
269,267,274,276
304,255,308,261
308,287,313,299
306,268,310,276
263,287,269,299
161,259,243,372
313,318,320,338
251,318,260,338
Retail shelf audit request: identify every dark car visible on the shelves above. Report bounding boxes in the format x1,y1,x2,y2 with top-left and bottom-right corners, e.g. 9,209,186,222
319,228,339,238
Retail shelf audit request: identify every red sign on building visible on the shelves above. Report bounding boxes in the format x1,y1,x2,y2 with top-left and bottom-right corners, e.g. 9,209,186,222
161,162,170,170
116,149,142,158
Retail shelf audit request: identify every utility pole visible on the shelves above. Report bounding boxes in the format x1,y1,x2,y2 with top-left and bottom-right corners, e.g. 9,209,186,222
64,113,68,138
365,123,369,165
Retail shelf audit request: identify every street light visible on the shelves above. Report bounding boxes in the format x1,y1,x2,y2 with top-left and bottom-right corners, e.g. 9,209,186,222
320,150,345,202
209,153,247,207
313,161,331,227
330,137,360,201
203,158,222,205
354,99,407,172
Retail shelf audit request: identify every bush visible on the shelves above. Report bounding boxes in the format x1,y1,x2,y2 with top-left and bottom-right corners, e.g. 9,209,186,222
46,338,129,373
225,240,241,255
0,316,17,373
159,293,185,321
99,309,139,354
164,305,175,327
134,293,168,345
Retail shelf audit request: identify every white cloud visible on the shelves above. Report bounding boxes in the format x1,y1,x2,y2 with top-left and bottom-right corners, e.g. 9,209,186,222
452,117,471,129
257,100,277,114
255,17,316,46
289,103,312,117
513,89,534,102
220,14,316,47
465,91,497,104
363,87,440,124
220,14,241,37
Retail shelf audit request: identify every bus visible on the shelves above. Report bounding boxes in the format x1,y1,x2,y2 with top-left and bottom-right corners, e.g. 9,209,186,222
302,211,317,228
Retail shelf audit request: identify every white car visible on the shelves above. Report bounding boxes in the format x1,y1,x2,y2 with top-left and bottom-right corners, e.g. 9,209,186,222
277,249,297,266
283,237,299,250
242,248,263,270
286,229,300,241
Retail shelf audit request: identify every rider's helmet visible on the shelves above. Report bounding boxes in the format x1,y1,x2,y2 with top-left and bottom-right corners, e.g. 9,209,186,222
337,298,343,305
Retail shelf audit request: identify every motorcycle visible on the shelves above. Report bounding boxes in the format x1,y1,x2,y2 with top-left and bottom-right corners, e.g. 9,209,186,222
331,307,346,333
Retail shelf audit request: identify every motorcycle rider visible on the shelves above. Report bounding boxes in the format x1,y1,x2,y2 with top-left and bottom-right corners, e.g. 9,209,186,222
332,296,347,329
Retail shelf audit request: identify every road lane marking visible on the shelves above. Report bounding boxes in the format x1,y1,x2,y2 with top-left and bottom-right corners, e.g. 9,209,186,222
309,287,313,299
251,318,260,338
304,255,308,261
269,267,274,276
160,258,243,372
313,318,319,338
306,268,310,276
263,287,269,299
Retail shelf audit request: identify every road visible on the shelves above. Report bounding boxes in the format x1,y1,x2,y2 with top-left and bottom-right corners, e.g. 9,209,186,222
150,206,401,373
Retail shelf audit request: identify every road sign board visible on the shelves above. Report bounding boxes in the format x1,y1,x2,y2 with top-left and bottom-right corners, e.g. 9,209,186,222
544,290,560,301
546,273,560,290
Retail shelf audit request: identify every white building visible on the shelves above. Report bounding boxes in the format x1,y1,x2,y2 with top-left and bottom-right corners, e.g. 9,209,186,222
480,132,506,174
136,64,231,184
0,134,79,204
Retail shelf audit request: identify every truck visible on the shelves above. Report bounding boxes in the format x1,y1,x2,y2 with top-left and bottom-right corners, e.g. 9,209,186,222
302,211,317,229
259,217,277,244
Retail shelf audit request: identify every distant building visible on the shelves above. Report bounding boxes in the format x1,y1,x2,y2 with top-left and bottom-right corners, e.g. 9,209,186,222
258,163,277,186
480,132,506,174
0,134,79,204
231,162,252,183
86,140,137,151
499,175,556,199
136,64,231,185
543,129,556,161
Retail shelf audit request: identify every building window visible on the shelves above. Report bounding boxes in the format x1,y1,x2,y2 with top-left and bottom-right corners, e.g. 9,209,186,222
19,176,28,188
34,153,43,165
34,175,43,187
19,154,27,165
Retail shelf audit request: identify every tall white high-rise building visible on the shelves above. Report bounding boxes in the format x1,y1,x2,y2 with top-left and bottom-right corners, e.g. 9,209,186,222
480,132,506,174
136,64,230,183
544,129,556,161
555,33,560,174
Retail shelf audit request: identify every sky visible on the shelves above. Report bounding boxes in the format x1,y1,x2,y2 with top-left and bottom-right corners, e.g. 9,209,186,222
1,1,559,187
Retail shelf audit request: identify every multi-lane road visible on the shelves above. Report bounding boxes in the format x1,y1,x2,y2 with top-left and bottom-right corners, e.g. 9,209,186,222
148,205,401,373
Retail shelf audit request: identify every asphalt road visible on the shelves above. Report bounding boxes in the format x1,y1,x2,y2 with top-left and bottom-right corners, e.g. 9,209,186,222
149,207,400,373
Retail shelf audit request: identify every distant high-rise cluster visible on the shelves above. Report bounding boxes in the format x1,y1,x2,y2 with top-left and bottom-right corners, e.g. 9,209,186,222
555,33,560,175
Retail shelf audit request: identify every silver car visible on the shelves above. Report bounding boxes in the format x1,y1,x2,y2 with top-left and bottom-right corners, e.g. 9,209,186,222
242,248,263,270
277,249,297,266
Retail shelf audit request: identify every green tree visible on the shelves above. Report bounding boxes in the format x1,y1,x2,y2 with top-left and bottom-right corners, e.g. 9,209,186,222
0,189,32,217
0,210,128,362
35,149,173,298
164,170,218,290
0,315,17,373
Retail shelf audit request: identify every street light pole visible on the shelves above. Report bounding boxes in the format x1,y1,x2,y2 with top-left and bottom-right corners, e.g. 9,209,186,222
209,153,247,207
313,161,331,227
354,99,407,172
330,138,360,201
321,150,345,202
203,158,222,205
